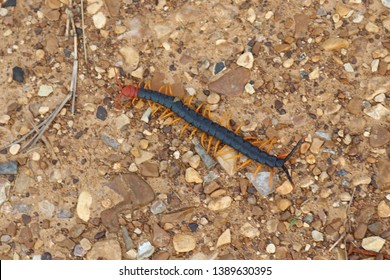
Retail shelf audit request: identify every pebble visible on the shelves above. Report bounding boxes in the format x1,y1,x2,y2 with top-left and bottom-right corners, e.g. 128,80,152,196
354,223,367,240
101,133,120,149
38,106,50,115
9,144,20,155
38,200,55,218
363,104,390,120
244,83,255,94
137,241,155,259
0,8,8,16
344,63,354,73
213,61,226,75
73,244,86,257
120,46,139,71
76,191,92,222
236,52,254,69
246,172,273,196
152,223,170,247
86,0,103,14
352,176,371,187
283,58,294,68
361,236,385,253
276,198,292,211
188,155,201,169
0,179,11,206
310,138,324,154
383,0,390,8
208,196,232,211
365,22,379,33
140,161,159,177
309,67,320,80
173,234,196,252
311,230,324,241
377,200,390,218
114,114,130,130
87,240,122,260
216,229,231,248
266,243,276,254
239,222,260,238
0,114,10,124
369,125,389,148
247,8,256,23
207,93,220,104
368,222,382,236
339,192,352,202
150,200,166,215
14,174,35,194
185,167,203,183
134,151,154,165
12,66,25,83
38,85,53,97
208,67,250,96
276,180,293,195
96,105,108,121
92,11,106,29
322,37,349,51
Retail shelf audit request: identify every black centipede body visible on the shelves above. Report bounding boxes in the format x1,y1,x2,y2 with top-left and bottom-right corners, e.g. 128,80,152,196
137,87,303,184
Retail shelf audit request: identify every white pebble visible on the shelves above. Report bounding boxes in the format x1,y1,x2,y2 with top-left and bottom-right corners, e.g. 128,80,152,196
32,152,41,161
9,144,21,155
92,12,107,29
343,63,354,73
266,243,276,254
38,106,50,115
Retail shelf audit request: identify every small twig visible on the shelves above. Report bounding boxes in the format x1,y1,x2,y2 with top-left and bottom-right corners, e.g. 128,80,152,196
342,187,357,259
328,232,346,252
348,243,390,260
81,0,88,64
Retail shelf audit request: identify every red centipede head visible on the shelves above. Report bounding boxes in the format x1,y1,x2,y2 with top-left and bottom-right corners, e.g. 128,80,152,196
121,85,139,99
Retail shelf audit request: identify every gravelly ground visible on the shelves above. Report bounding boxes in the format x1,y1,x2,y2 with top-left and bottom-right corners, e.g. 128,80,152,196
0,0,389,260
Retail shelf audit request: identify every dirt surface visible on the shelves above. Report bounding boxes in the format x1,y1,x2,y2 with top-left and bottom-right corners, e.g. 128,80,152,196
0,0,390,260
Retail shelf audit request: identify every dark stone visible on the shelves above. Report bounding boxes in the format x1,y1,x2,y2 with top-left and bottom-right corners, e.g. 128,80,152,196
0,161,18,175
41,252,52,260
96,106,107,121
12,66,25,83
213,61,226,75
94,230,106,240
21,214,31,225
188,223,198,232
2,0,16,8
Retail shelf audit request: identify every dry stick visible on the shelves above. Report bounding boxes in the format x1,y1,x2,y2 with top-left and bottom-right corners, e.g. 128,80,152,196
68,10,79,114
81,0,88,64
343,186,357,259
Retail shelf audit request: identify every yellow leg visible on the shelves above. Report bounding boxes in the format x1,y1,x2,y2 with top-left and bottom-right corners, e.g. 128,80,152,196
189,128,198,139
213,139,221,155
234,123,243,134
159,108,171,119
184,96,194,106
144,81,152,90
236,158,252,171
207,136,214,153
180,123,190,136
201,132,207,148
195,103,204,113
160,111,174,120
169,117,182,126
253,164,263,177
215,145,235,157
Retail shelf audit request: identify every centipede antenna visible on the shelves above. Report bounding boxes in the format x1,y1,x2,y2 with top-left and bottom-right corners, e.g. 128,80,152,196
282,138,304,163
282,165,294,186
114,67,123,90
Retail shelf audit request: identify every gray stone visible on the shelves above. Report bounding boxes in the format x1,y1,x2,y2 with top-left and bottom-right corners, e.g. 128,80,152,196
136,241,155,259
0,178,11,206
87,240,122,260
0,161,18,175
101,133,120,149
150,200,167,215
14,174,35,194
38,200,55,218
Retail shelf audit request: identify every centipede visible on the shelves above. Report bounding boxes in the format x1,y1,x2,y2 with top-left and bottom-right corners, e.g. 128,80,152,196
114,70,304,187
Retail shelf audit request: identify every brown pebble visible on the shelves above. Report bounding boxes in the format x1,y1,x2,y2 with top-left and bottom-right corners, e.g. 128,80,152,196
369,125,389,148
204,181,221,194
208,67,250,96
354,223,368,240
7,222,17,236
139,161,160,177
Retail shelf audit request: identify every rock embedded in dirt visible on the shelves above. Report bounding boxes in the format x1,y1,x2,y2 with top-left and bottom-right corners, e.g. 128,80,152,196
96,105,108,121
0,161,18,175
208,67,250,96
87,239,122,260
216,229,231,248
311,230,324,241
208,196,232,211
185,167,203,183
239,222,260,238
354,223,368,240
377,200,390,218
369,125,389,148
236,52,254,69
76,191,93,222
12,66,25,83
150,200,166,215
172,234,196,253
140,161,160,177
322,37,349,51
152,223,170,247
137,241,155,260
361,236,385,253
0,179,11,207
